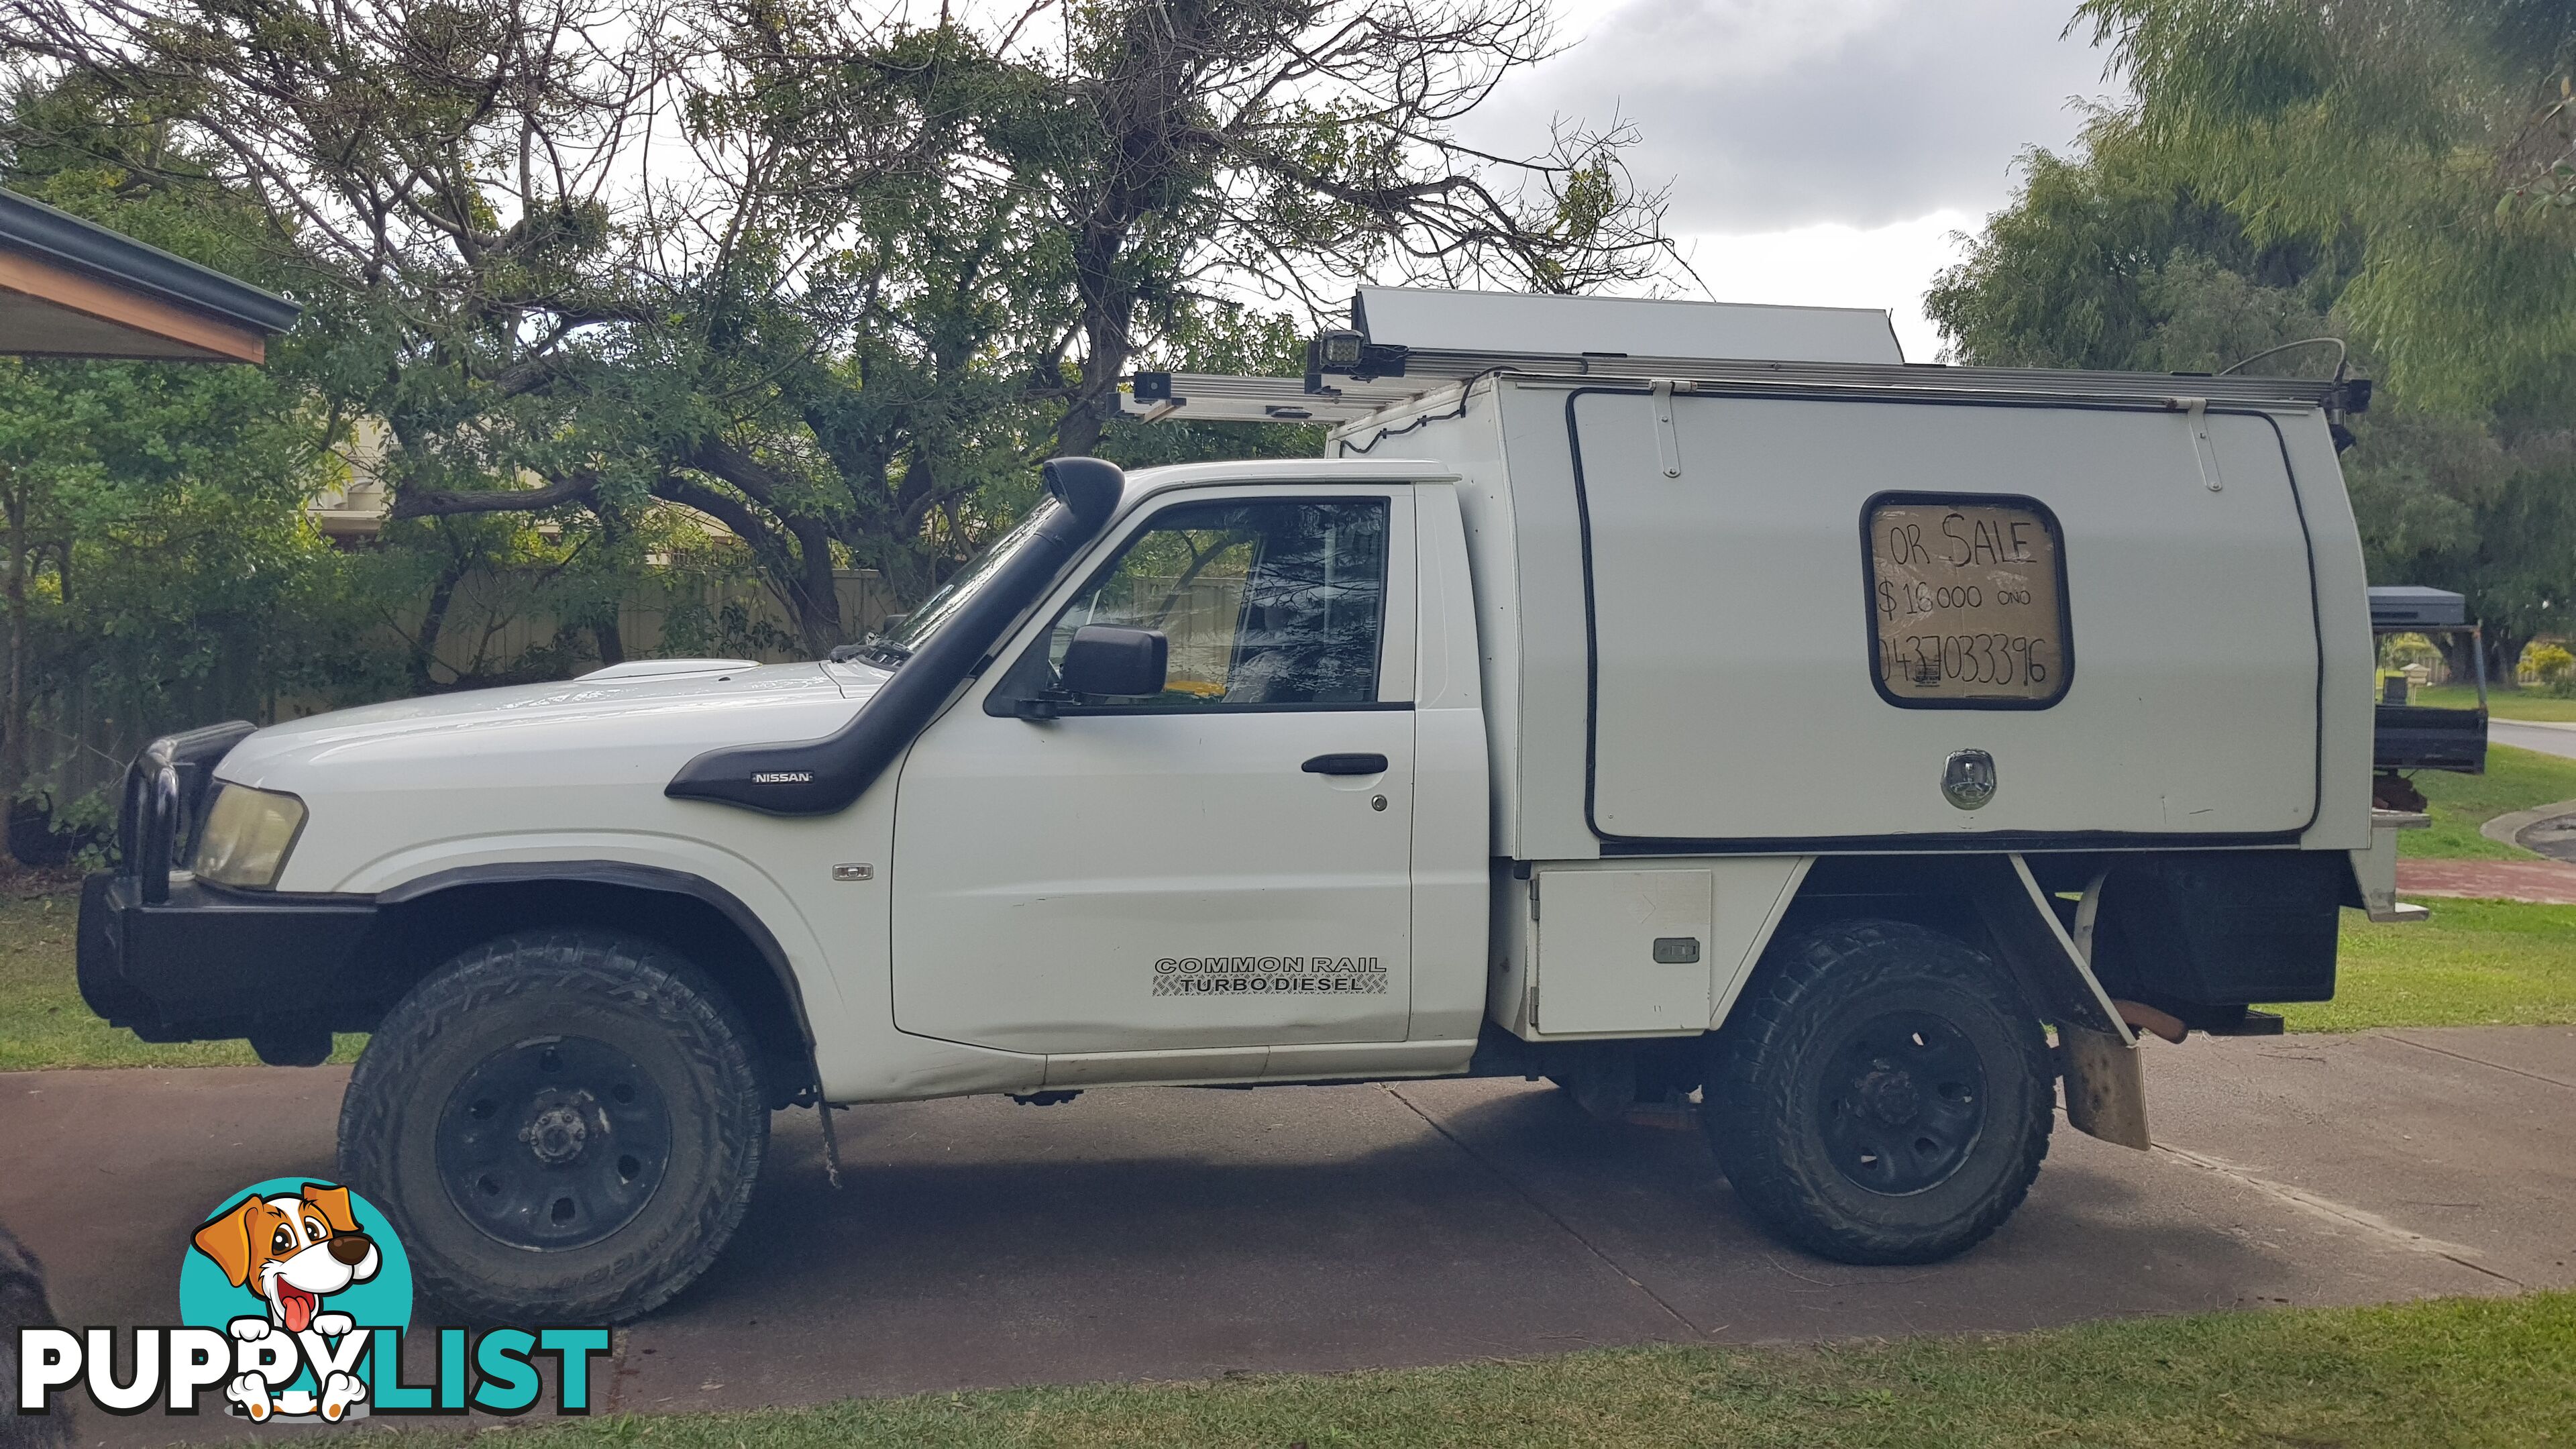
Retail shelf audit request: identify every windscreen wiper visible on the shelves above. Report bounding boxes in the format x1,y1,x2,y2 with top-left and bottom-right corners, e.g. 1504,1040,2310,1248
829,639,912,669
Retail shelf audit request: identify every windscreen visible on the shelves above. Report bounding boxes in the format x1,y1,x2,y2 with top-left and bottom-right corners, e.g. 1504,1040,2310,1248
869,501,1064,659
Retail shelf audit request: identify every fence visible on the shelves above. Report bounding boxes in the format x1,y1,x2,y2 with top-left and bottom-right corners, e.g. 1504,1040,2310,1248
6,566,903,833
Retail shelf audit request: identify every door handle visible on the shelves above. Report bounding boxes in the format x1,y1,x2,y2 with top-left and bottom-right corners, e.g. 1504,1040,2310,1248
1301,753,1389,776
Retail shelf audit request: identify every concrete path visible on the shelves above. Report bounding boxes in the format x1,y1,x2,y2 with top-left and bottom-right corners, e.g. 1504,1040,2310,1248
7,1027,2573,1446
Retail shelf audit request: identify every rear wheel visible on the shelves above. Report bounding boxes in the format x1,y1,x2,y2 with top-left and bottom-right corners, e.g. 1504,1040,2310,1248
1702,920,2051,1265
339,930,769,1322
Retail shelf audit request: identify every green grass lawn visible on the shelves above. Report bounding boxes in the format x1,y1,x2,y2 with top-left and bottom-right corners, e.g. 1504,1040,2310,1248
356,1290,2575,1449
2272,900,2576,1031
2400,743,2576,859
2414,682,2576,722
0,892,362,1071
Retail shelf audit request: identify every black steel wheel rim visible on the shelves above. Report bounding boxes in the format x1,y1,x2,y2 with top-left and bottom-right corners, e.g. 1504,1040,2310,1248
435,1035,672,1250
1815,1008,1987,1196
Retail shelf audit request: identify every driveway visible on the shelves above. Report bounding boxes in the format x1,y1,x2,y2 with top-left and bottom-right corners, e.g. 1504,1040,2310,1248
5,1026,2572,1447
2494,717,2576,761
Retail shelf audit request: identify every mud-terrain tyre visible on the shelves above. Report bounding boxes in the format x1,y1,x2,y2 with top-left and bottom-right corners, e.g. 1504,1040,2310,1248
339,930,769,1323
1702,920,2051,1265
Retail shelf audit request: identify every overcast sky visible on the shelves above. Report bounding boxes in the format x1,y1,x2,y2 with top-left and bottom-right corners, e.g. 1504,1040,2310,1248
1466,0,2127,358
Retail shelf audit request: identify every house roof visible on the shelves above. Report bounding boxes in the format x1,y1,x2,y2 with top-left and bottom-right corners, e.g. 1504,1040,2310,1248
0,187,299,362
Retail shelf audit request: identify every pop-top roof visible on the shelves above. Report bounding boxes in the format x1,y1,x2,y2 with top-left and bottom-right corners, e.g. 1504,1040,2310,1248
2367,586,2469,630
1352,285,1904,366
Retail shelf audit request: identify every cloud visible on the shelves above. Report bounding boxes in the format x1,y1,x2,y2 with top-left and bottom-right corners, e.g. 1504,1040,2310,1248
1548,0,1911,85
1475,0,2123,232
1668,211,1980,360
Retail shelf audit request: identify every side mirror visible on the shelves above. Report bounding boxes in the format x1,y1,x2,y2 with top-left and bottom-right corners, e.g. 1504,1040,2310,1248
1059,625,1168,698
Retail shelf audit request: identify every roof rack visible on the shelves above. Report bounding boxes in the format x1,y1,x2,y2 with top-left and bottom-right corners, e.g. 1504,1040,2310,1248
1120,356,2358,427
1117,287,2361,429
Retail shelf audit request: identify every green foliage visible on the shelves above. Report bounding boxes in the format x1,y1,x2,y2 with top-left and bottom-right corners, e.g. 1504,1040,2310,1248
0,0,1669,830
2379,632,2445,670
5,0,1672,656
0,85,696,836
0,346,364,810
2072,0,2576,417
297,1293,2576,1446
2526,640,2576,695
2285,900,2576,1032
1932,2,2576,673
1924,128,2352,372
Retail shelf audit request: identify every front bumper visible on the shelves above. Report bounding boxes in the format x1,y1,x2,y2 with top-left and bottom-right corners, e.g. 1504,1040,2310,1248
80,720,376,1052
79,871,377,1043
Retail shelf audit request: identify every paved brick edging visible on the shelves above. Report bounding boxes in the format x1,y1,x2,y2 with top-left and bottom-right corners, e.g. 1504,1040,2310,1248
2398,858,2576,906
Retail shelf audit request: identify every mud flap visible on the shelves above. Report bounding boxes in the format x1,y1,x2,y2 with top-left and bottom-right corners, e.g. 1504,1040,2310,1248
2058,1023,2151,1150
1962,855,2151,1151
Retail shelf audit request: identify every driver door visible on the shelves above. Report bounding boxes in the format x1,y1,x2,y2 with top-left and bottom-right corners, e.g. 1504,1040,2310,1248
890,486,1417,1057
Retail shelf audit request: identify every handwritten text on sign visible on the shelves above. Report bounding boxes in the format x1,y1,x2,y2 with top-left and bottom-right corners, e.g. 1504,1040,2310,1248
1869,499,2067,704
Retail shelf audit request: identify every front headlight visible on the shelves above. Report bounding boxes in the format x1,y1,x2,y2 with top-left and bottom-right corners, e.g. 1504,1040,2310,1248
193,784,307,890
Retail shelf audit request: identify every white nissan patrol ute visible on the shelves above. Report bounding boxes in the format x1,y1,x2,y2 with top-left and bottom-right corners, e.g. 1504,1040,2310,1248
80,286,2414,1323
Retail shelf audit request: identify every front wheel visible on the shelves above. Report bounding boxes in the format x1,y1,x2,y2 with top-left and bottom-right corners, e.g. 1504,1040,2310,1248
1702,920,2052,1265
339,930,769,1322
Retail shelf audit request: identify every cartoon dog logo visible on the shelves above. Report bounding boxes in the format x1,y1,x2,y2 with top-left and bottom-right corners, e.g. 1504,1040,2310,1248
189,1182,381,1421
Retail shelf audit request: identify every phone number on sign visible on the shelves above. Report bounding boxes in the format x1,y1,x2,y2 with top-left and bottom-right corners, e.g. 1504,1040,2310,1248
1881,633,2053,689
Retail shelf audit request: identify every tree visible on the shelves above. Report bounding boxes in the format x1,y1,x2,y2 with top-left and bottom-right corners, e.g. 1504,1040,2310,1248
0,348,374,816
2072,0,2576,415
0,93,364,829
1931,1,2576,681
2,0,1674,655
1932,140,2574,677
1925,124,2355,372
723,0,1667,456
